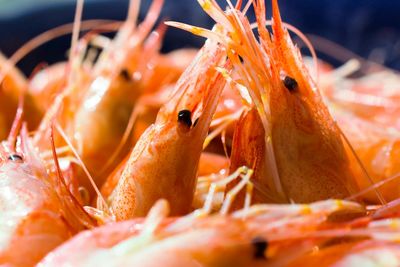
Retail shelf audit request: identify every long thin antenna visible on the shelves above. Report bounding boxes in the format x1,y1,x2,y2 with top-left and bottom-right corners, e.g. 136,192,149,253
127,0,140,26
346,173,400,201
68,0,85,85
7,94,24,152
55,123,112,216
337,124,386,204
70,0,85,57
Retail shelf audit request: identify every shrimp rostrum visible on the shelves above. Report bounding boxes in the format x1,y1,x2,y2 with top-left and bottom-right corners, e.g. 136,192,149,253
169,0,359,204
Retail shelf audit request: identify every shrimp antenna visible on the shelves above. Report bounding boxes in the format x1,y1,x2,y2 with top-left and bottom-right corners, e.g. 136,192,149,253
55,123,113,216
337,126,386,205
243,0,253,15
346,172,400,202
7,94,24,152
67,0,85,86
50,123,96,229
70,0,85,58
97,104,142,177
127,0,140,26
235,0,243,9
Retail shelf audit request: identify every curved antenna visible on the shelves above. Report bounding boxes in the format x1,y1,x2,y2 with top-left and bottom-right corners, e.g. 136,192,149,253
7,94,24,152
55,123,113,217
67,0,85,85
243,0,253,15
70,0,85,60
337,124,386,205
97,104,142,177
127,0,140,27
50,123,96,229
346,172,400,202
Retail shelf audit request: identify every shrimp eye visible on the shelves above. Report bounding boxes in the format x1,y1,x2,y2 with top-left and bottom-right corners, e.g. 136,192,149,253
8,154,23,163
283,76,298,92
120,69,131,80
251,236,268,259
178,110,192,128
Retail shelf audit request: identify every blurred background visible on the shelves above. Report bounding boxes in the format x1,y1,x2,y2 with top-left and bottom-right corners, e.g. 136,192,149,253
1,0,400,75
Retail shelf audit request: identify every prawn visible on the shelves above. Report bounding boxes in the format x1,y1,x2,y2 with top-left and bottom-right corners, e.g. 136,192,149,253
334,110,400,203
33,0,172,200
169,0,360,203
0,111,94,266
38,169,365,267
104,32,228,219
316,61,400,203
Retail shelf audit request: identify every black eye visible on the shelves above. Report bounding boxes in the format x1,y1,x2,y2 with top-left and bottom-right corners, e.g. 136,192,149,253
177,110,192,128
120,69,131,81
283,76,298,92
251,236,268,259
8,154,23,163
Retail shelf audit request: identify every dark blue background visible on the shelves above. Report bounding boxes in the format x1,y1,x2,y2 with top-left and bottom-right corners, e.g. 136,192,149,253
1,0,399,75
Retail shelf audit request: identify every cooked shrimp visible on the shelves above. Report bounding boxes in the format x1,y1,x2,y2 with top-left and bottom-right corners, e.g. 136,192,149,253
331,110,400,203
69,0,169,193
321,62,400,130
38,174,365,267
315,61,400,203
170,0,361,203
33,0,173,200
104,32,227,219
0,115,93,266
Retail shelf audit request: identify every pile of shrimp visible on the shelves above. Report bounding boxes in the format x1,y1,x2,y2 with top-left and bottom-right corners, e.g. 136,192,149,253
1,0,400,266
